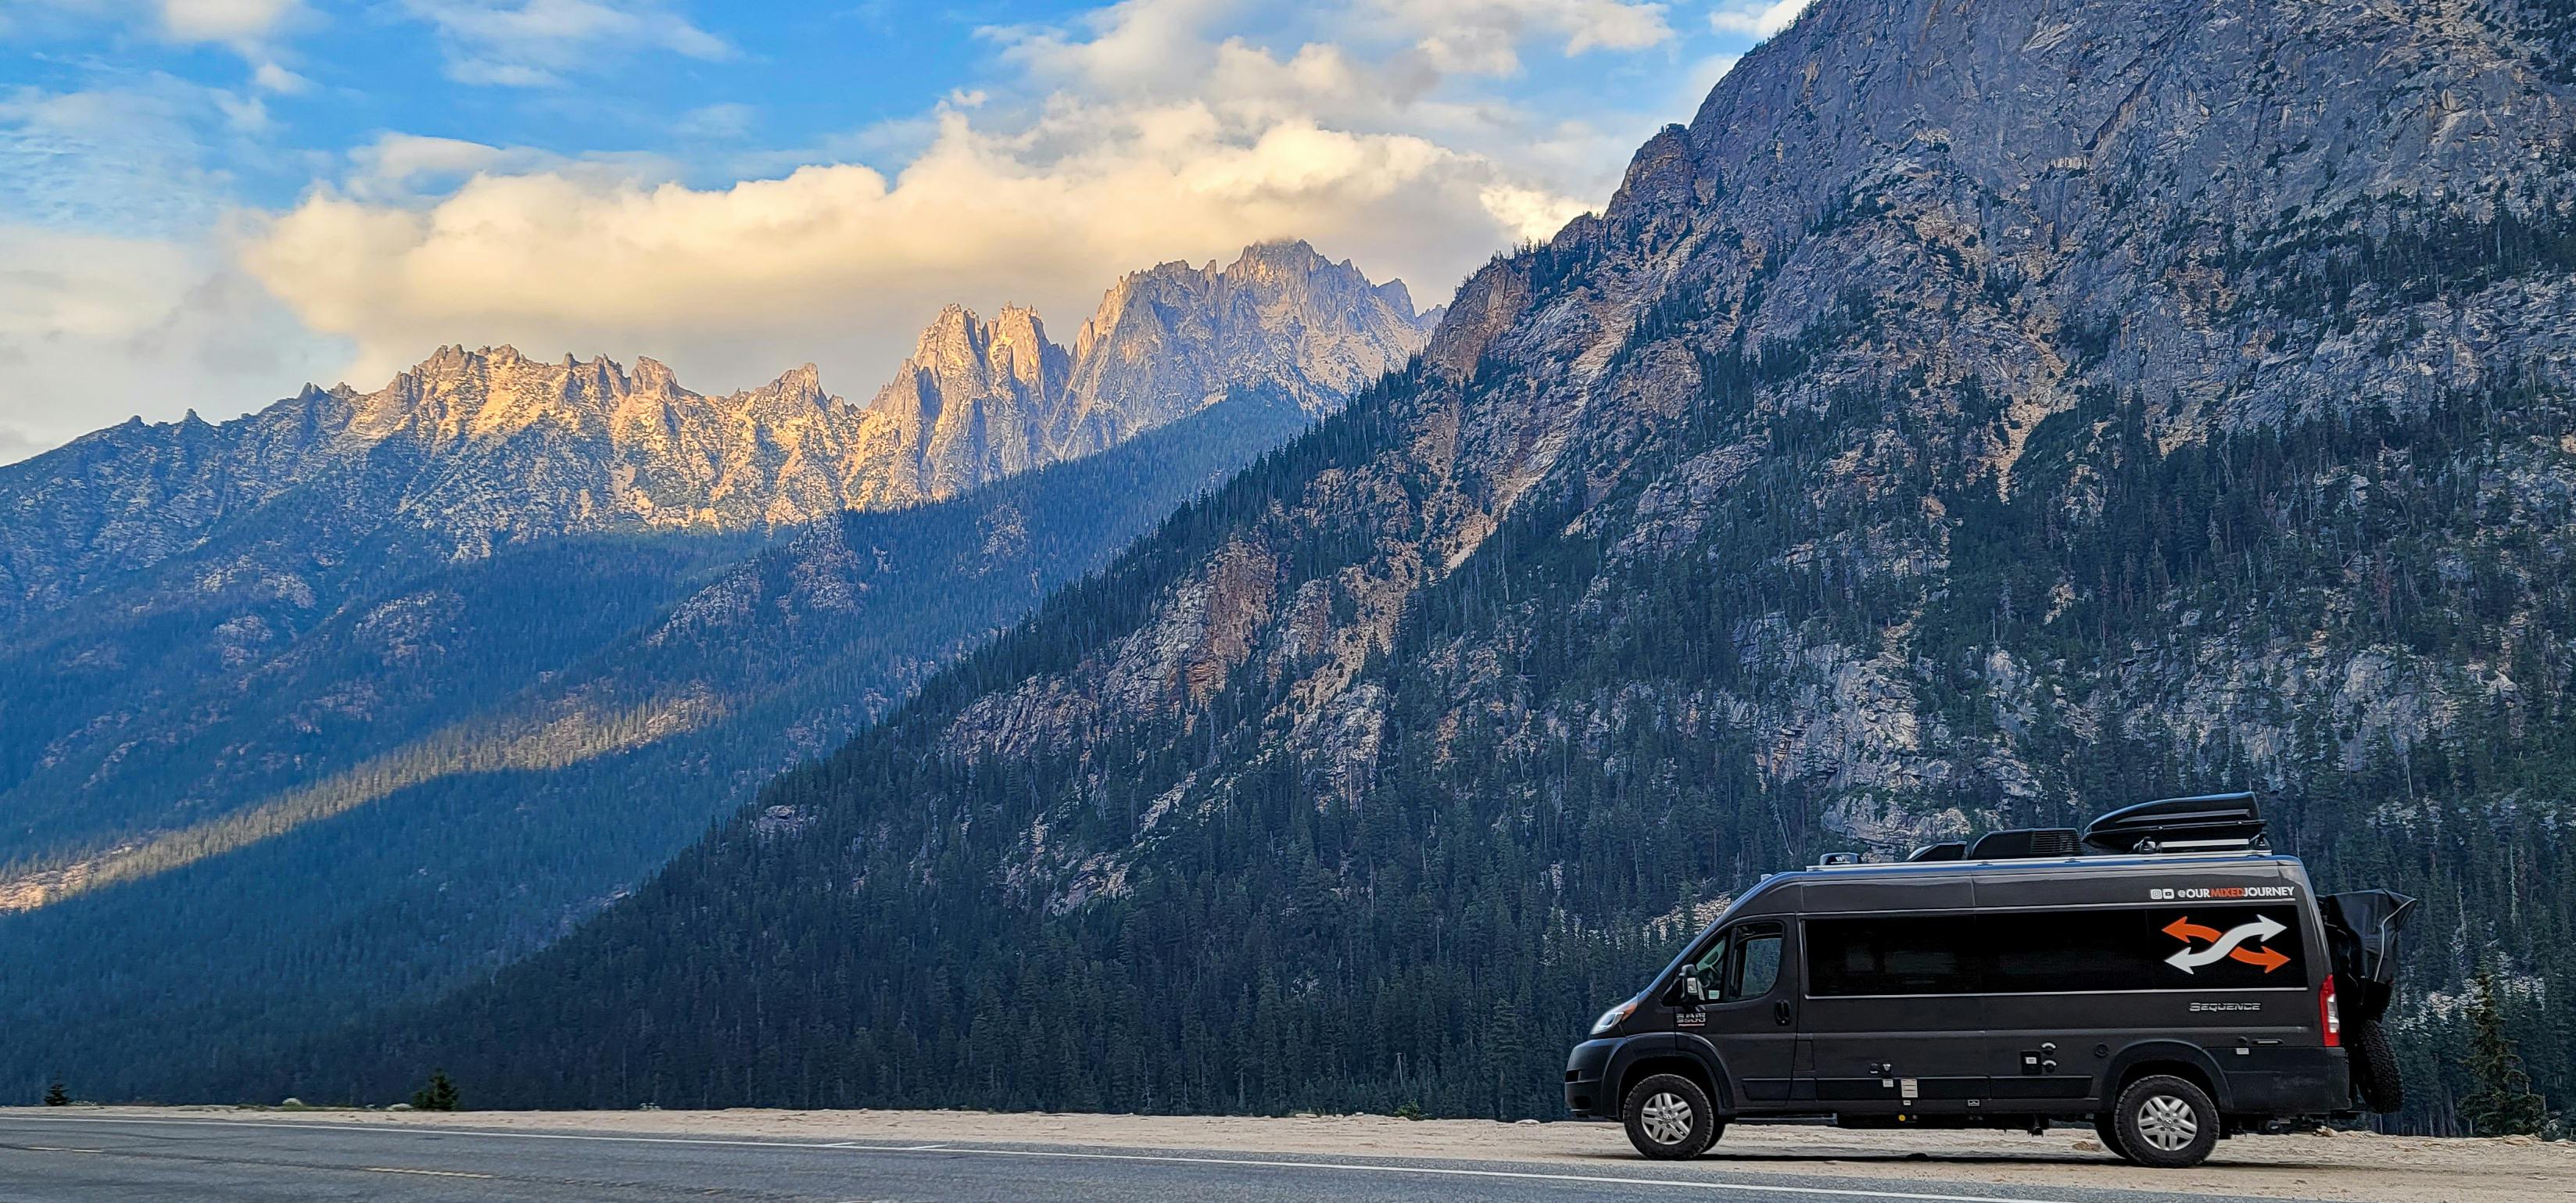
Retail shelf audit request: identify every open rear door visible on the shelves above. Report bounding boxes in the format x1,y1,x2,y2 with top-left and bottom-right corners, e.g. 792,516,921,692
2320,890,2416,1022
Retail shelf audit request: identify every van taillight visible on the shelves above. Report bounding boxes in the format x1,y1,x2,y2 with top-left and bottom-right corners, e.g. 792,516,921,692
2320,976,2341,1047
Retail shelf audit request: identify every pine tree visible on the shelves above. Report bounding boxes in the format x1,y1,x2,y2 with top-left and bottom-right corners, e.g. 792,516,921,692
2460,971,2549,1136
412,1069,461,1112
43,1077,68,1107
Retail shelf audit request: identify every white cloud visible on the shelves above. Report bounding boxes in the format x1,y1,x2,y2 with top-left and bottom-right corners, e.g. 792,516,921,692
1374,0,1671,74
1710,0,1809,40
251,60,311,93
994,0,1231,95
0,0,303,48
159,0,301,42
399,0,734,88
0,225,343,464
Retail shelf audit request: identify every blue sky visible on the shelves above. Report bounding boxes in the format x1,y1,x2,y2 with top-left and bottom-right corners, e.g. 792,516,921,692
0,0,1808,461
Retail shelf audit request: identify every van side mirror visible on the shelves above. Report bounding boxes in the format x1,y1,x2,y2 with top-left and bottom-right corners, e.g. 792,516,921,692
1681,973,1707,1003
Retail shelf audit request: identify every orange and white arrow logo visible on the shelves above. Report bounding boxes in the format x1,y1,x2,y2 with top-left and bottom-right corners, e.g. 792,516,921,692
2162,914,2290,974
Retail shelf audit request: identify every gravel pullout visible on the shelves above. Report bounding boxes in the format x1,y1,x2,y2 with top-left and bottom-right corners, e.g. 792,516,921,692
20,1106,2571,1203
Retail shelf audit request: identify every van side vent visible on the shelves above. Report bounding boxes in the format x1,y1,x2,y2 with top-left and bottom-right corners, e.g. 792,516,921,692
1965,828,2081,860
2081,791,2266,854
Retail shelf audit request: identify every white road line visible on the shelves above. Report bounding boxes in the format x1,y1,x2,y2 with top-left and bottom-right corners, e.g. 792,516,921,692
19,1146,105,1154
0,1115,2095,1203
365,1166,495,1179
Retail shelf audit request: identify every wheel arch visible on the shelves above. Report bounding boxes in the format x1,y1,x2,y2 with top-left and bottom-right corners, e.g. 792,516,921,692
1608,1035,1730,1117
2105,1040,2232,1111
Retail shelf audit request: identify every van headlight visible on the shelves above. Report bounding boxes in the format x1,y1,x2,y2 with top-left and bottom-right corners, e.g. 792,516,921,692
1591,997,1639,1036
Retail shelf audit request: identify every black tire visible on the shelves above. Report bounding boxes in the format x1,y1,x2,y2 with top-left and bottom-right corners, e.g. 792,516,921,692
2113,1075,2220,1169
2092,1110,2134,1163
1621,1072,1720,1159
2348,1018,2404,1113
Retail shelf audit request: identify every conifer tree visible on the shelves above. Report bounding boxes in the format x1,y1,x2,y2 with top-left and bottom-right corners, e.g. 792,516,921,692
43,1077,68,1107
2460,970,2549,1136
412,1069,461,1112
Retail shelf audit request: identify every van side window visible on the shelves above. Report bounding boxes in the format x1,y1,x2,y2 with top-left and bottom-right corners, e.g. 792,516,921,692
1689,933,1729,983
1806,916,1974,996
1729,929,1782,999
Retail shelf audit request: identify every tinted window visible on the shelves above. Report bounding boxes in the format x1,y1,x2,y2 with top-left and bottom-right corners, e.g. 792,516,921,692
1689,935,1729,982
1806,916,1975,996
1730,933,1782,1000
1806,905,2307,996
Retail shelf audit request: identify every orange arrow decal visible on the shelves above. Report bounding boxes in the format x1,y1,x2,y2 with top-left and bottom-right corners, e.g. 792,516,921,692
2229,944,2291,973
2163,916,2223,943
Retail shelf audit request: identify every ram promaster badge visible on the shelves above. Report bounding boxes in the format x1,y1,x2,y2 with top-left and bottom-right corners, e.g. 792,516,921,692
1566,793,2413,1168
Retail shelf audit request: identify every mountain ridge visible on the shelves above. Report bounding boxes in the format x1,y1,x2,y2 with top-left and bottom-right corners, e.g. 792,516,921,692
0,238,1432,629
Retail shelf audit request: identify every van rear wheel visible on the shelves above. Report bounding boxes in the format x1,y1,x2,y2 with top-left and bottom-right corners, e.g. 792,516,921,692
1621,1073,1719,1159
2091,1111,2132,1162
2114,1075,2219,1169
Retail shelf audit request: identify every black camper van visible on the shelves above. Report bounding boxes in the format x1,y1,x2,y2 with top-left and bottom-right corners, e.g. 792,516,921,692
1564,794,2413,1168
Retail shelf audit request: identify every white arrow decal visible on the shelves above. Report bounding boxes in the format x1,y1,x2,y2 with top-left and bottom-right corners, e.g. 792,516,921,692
2165,914,2287,974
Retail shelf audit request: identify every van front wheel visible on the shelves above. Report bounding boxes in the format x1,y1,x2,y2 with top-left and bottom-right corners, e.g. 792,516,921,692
2114,1075,2219,1169
1621,1073,1719,1159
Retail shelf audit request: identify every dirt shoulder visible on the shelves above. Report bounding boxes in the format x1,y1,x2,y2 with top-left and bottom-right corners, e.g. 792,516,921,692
27,1105,2575,1202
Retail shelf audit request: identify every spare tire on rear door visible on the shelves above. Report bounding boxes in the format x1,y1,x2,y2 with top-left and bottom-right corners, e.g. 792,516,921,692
2348,1016,2403,1113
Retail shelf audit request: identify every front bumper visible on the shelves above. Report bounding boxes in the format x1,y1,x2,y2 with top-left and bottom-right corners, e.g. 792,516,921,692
1564,1038,1619,1118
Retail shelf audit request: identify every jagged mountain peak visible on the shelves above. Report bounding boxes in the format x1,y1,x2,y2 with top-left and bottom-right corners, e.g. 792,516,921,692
1219,237,1327,278
909,303,1052,361
1063,238,1438,437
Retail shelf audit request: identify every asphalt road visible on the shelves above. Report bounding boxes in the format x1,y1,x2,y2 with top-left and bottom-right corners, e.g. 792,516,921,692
0,1113,2334,1203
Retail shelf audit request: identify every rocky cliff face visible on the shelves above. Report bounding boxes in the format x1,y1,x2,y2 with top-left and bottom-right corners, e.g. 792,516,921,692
384,0,2574,1126
854,306,1073,506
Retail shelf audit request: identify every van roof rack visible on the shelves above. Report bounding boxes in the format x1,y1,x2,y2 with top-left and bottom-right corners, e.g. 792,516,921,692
2080,791,2266,854
1806,792,2269,872
1965,827,2080,860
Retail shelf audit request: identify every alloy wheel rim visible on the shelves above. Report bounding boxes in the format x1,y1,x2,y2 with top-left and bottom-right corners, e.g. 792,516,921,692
2137,1094,2198,1151
1639,1092,1696,1144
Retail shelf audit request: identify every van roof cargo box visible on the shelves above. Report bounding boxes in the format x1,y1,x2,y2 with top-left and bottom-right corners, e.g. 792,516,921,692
2080,791,2267,854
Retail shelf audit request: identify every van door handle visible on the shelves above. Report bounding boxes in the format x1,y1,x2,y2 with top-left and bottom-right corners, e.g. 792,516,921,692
1774,1000,1793,1026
